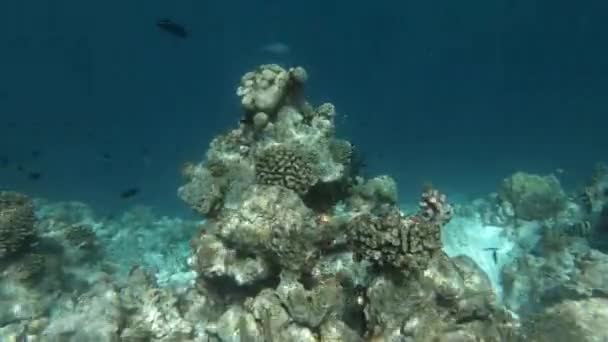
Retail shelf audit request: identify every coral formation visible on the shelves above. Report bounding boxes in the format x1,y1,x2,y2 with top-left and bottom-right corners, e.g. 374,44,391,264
176,65,514,340
0,191,36,258
579,163,608,214
499,171,567,221
237,64,307,115
6,64,608,341
347,188,451,275
179,66,350,221
328,138,354,166
350,175,399,211
255,143,318,194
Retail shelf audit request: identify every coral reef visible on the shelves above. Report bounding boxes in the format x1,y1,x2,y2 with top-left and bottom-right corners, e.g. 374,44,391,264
178,64,514,340
4,64,608,341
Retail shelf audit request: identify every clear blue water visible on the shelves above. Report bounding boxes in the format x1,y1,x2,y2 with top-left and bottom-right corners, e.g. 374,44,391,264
1,0,606,215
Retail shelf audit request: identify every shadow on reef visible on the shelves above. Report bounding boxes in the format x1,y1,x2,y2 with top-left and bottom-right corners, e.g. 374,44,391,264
4,64,608,341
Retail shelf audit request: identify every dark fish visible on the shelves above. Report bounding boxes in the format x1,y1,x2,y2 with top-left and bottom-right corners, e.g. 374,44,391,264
567,221,592,237
17,164,25,172
31,149,41,158
101,153,112,162
27,172,42,181
0,156,8,168
157,19,188,38
483,247,498,263
120,187,140,199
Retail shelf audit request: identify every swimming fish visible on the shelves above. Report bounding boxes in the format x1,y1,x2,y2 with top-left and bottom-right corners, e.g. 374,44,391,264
120,187,140,199
566,221,592,237
100,152,112,162
157,19,189,39
483,247,499,263
27,172,42,181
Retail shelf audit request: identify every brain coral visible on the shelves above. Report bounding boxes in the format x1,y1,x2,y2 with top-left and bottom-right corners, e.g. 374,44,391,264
0,191,36,258
255,144,318,195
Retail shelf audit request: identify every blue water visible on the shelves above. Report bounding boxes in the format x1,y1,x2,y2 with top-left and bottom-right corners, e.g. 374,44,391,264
1,0,606,215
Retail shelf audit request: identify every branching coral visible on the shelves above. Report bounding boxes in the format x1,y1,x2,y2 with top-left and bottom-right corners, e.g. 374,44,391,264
418,186,454,225
347,188,452,276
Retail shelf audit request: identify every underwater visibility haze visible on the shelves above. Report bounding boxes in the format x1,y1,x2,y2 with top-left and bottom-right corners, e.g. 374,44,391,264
1,0,608,340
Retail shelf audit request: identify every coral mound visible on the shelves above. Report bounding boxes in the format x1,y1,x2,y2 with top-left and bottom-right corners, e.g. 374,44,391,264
178,64,516,340
499,171,567,221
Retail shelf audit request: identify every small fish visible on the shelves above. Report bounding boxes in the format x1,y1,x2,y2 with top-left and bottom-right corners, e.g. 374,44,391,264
27,172,42,181
31,149,42,158
17,164,25,172
260,42,290,55
157,19,189,38
567,221,592,237
100,152,112,162
120,187,140,199
483,247,499,263
0,156,8,168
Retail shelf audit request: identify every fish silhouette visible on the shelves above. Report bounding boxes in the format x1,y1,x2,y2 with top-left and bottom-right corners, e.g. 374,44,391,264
157,19,188,39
